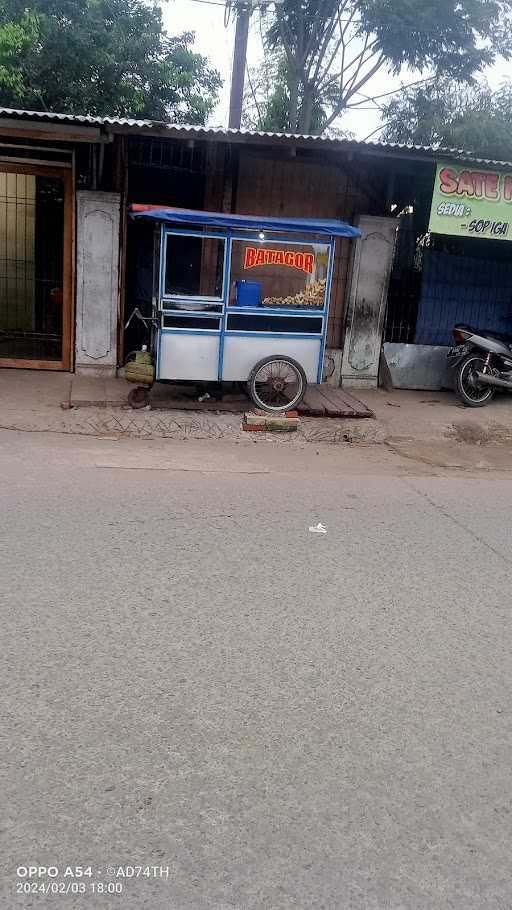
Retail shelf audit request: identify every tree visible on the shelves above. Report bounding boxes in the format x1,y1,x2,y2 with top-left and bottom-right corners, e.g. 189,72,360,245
381,79,512,161
0,0,221,123
244,0,512,135
243,53,328,133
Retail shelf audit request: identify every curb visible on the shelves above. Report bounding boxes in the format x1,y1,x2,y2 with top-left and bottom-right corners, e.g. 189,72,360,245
0,406,383,446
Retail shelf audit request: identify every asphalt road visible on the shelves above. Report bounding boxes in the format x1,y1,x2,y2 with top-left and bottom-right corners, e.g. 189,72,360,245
1,429,512,910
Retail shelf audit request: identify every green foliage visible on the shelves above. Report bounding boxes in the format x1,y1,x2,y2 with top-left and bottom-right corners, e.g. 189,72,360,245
0,9,38,96
357,0,510,79
244,54,326,133
255,0,512,134
382,79,512,160
0,0,221,122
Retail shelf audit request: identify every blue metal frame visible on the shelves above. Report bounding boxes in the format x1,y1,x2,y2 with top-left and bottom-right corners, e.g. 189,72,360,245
227,306,324,315
160,228,229,307
218,236,232,379
317,234,336,383
225,332,323,341
161,310,221,319
156,223,336,384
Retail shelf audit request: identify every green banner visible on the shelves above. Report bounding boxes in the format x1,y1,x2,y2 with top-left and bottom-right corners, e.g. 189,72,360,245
428,161,512,242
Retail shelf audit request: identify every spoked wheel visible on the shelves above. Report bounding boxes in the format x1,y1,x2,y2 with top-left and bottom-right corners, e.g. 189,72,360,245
455,353,495,407
247,355,307,412
127,386,150,409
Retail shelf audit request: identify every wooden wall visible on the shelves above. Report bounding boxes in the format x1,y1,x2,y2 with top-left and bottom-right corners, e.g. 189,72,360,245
234,149,373,348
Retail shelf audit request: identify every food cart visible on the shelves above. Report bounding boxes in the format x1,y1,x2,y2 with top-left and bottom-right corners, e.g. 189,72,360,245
127,205,361,410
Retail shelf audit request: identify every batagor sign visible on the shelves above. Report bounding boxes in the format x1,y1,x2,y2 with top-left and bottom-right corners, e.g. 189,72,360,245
428,161,512,242
243,246,315,274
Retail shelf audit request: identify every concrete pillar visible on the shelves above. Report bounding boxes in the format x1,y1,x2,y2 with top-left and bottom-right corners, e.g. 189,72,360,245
341,215,396,389
75,191,121,376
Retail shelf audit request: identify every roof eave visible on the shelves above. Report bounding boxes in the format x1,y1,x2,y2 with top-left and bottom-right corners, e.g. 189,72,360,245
0,107,511,169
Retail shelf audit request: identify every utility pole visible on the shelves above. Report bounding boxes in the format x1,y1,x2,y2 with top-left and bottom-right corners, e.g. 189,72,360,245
228,1,251,130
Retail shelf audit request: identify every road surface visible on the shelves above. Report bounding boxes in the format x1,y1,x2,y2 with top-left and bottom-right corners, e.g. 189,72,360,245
1,429,511,909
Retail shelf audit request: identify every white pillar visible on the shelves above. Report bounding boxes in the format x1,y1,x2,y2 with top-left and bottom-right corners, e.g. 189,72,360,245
341,215,396,389
75,191,121,376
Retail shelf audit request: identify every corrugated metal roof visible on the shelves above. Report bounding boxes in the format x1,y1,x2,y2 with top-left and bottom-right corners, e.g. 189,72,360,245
174,126,512,168
1,106,511,168
0,107,159,128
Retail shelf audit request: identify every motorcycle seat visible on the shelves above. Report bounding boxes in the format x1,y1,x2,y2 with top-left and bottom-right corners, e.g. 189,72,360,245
484,331,512,346
463,325,512,346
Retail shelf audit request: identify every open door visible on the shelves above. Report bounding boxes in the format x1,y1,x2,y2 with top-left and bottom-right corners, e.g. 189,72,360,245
0,163,72,370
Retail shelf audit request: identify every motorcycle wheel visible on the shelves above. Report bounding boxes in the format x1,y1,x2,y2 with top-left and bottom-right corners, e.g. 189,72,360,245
455,353,495,408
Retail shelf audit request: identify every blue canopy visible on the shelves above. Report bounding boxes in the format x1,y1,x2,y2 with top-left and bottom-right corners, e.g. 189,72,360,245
131,205,361,239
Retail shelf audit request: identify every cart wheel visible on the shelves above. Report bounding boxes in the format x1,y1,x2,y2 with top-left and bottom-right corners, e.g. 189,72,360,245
247,355,307,412
127,386,150,409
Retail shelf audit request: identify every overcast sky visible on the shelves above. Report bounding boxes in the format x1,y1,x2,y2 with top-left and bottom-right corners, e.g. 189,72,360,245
164,0,511,139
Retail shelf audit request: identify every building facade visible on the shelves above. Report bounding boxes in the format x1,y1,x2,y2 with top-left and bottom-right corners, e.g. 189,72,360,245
0,107,509,389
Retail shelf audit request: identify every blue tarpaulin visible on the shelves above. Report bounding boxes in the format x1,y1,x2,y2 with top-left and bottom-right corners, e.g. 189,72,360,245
131,205,361,239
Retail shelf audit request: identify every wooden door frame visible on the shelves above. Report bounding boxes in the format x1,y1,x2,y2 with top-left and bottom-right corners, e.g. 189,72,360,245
0,161,74,371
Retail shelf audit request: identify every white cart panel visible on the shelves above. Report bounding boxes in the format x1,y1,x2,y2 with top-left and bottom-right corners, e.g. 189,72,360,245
159,332,220,381
222,336,321,382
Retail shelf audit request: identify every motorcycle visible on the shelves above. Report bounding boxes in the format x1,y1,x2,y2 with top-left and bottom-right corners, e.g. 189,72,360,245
448,322,512,407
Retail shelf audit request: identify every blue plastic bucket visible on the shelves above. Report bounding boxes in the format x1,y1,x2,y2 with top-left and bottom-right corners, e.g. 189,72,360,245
235,280,261,307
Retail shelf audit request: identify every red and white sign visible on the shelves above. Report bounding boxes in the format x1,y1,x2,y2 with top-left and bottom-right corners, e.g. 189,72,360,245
243,246,315,274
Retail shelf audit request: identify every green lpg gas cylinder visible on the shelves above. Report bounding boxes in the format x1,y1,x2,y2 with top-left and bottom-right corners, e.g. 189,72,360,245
124,346,155,385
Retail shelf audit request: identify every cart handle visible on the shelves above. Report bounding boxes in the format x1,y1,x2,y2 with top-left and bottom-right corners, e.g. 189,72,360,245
124,307,159,330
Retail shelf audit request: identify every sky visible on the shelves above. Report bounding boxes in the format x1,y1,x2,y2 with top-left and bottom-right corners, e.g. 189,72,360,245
163,0,511,139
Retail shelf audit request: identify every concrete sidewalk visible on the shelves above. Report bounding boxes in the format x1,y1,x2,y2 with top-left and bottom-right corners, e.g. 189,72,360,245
1,368,512,449
360,388,512,446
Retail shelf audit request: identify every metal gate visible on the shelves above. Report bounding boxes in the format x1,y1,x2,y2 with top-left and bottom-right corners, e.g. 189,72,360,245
383,213,512,389
385,216,512,346
0,164,72,369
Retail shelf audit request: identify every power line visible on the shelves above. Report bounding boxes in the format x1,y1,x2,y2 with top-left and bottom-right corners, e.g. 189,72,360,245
181,0,226,7
182,0,272,8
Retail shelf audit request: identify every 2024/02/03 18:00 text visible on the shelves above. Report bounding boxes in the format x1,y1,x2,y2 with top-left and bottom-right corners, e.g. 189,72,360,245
15,864,170,895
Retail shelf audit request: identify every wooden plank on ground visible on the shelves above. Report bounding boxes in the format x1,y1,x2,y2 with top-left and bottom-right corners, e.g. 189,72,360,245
300,385,374,419
315,385,355,417
299,385,328,416
318,385,368,417
148,385,373,419
338,389,374,417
